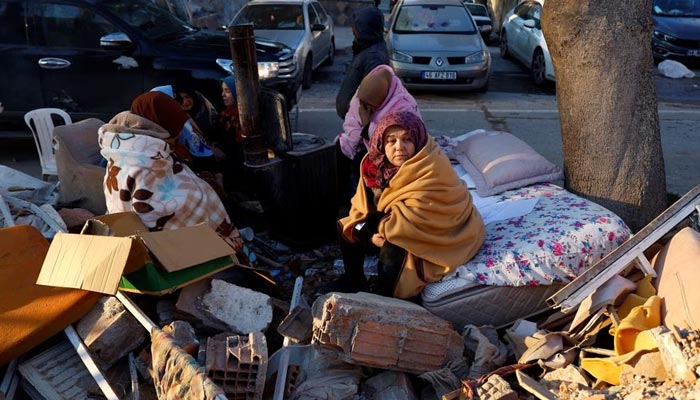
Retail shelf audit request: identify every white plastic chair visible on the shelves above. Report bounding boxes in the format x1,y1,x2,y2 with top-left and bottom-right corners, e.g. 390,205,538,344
23,108,72,180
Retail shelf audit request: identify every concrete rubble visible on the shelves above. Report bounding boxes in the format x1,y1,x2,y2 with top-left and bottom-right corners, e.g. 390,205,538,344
202,279,274,334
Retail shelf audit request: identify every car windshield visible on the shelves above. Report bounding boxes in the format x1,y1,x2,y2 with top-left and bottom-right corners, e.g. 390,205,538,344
466,4,488,17
653,0,700,16
394,4,476,33
102,0,195,40
233,5,304,30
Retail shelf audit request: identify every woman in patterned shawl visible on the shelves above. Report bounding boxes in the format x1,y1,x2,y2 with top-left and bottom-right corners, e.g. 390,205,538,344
99,91,244,253
336,111,485,298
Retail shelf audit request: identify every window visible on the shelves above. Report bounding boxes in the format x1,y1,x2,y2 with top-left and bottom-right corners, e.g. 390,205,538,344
312,2,329,22
514,3,531,19
235,4,304,30
528,4,541,29
27,3,116,48
0,1,27,44
395,5,476,34
307,3,322,26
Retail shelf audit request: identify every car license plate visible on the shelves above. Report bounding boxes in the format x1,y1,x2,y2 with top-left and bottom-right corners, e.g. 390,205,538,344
688,49,700,56
422,71,457,80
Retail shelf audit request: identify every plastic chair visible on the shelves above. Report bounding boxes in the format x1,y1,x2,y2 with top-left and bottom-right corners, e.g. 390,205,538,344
23,108,72,180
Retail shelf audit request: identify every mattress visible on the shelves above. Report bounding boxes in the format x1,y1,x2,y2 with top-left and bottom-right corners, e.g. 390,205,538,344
422,183,631,329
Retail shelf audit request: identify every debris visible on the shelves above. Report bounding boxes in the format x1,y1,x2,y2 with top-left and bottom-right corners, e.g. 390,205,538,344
361,371,418,400
57,208,95,232
65,324,120,399
418,359,468,398
200,279,273,334
463,325,508,378
312,292,464,374
205,332,268,400
505,319,539,360
541,365,590,391
475,374,518,400
175,279,230,331
619,351,668,384
163,320,200,356
277,305,313,343
76,296,146,369
516,370,557,400
651,326,698,382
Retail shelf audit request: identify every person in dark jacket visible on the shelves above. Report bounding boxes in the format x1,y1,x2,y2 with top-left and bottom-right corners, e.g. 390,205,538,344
335,6,389,120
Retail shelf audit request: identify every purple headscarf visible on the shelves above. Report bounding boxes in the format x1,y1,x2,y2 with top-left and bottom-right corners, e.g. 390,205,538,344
362,111,427,189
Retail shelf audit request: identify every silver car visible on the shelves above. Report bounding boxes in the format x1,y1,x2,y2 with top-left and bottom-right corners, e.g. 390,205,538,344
230,0,335,90
499,0,554,85
386,0,491,91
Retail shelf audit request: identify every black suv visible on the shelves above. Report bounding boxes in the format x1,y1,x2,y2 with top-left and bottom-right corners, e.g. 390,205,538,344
0,0,301,124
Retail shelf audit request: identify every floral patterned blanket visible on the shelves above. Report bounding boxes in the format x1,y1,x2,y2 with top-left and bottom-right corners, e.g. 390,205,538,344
423,183,631,293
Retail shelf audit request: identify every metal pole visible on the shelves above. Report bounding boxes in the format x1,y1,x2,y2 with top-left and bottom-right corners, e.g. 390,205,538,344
228,24,268,166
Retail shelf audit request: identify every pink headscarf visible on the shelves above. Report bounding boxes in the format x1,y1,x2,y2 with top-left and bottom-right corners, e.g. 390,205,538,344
362,111,427,189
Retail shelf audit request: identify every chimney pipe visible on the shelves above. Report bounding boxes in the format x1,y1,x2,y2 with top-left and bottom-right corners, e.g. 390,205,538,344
228,24,268,166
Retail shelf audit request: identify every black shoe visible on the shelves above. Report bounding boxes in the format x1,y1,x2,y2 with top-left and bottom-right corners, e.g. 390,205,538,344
319,274,369,294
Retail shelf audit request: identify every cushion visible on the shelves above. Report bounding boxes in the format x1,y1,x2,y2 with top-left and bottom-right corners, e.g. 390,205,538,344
450,130,563,197
652,227,700,331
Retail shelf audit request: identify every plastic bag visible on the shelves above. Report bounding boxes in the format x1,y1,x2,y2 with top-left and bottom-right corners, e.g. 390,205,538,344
658,59,695,79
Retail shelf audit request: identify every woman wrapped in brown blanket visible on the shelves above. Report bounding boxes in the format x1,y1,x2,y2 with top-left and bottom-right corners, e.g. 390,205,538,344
334,111,486,299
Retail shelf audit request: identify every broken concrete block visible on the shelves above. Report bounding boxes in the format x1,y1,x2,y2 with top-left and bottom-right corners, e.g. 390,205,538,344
163,320,199,357
175,279,229,331
75,296,145,369
541,365,590,391
362,371,418,400
156,299,176,326
476,374,518,400
651,326,696,382
206,332,268,400
201,279,273,334
311,292,463,374
619,352,669,385
277,305,313,343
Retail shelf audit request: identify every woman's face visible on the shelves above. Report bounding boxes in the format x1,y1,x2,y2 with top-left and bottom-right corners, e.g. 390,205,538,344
178,92,194,111
221,83,235,108
383,125,416,167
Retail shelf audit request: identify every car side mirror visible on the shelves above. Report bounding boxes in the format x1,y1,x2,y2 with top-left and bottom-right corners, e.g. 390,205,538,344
523,19,536,29
100,32,134,50
312,23,325,31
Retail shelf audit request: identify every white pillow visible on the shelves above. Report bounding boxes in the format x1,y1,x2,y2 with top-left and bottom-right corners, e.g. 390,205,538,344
451,131,563,197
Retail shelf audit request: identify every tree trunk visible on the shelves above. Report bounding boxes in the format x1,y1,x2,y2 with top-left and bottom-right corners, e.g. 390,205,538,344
542,0,666,232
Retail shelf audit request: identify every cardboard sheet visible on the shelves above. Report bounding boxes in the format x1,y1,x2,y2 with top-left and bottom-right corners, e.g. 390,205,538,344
37,233,133,294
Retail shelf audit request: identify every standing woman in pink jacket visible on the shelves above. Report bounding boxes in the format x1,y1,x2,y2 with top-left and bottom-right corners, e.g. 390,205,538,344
336,64,421,205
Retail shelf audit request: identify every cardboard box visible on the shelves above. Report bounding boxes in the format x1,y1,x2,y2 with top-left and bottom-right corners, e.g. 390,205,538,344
37,212,238,295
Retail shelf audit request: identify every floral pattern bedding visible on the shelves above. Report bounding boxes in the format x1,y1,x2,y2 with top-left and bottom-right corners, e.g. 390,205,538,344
432,183,631,290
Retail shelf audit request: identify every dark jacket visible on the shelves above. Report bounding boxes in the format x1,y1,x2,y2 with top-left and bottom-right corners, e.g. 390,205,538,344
335,7,389,119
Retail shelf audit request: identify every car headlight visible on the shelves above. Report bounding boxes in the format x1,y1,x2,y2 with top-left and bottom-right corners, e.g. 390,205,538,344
258,61,279,79
653,30,677,44
391,50,413,63
465,50,486,64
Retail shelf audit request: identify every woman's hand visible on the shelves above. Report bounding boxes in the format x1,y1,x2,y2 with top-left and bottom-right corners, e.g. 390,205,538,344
371,233,385,248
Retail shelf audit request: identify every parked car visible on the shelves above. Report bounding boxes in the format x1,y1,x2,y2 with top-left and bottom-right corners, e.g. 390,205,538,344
385,0,491,91
0,0,300,125
465,2,492,43
499,0,554,85
230,0,335,90
652,0,700,64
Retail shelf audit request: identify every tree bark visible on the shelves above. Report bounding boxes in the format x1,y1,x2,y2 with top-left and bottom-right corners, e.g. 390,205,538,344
542,0,667,232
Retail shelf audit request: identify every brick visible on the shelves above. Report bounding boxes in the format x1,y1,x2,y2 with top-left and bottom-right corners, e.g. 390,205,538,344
75,296,145,369
476,374,518,400
201,279,273,334
162,320,199,357
362,371,418,400
311,292,463,374
205,332,268,400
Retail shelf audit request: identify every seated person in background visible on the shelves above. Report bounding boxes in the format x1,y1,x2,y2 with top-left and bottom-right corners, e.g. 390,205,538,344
335,111,486,298
336,64,421,203
150,85,224,194
215,76,247,194
98,91,246,255
173,80,220,148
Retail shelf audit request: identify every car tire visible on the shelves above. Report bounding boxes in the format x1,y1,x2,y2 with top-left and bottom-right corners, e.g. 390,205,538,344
302,55,313,89
323,40,335,66
531,49,547,86
499,30,510,59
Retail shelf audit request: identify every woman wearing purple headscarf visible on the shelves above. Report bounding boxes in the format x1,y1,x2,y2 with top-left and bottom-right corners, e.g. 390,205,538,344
334,111,485,298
